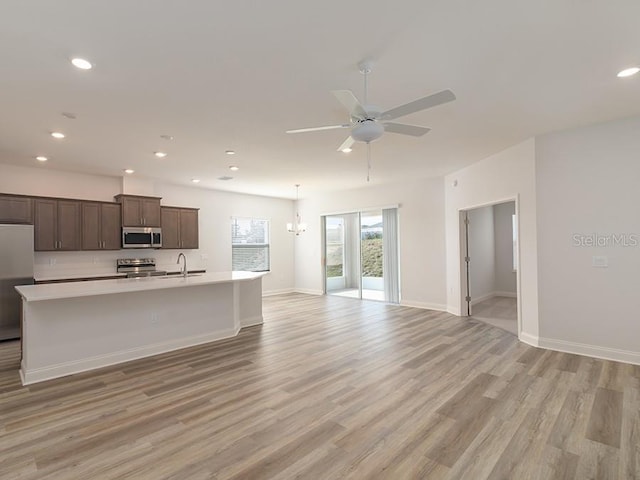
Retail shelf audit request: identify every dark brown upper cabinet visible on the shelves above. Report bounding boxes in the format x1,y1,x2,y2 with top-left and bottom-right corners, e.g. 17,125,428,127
114,195,162,227
161,207,199,249
34,198,81,251
81,202,122,250
0,194,33,224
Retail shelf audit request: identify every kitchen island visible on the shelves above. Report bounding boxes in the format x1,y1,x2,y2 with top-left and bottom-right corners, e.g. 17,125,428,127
15,272,264,385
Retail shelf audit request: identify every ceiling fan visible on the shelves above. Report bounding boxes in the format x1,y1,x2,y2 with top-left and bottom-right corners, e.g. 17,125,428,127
286,60,456,155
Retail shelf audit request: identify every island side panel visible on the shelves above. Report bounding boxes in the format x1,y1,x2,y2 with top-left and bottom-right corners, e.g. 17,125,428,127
21,282,237,384
238,277,263,327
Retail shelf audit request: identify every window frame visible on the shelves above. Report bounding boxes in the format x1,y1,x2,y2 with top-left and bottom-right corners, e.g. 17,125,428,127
512,213,518,272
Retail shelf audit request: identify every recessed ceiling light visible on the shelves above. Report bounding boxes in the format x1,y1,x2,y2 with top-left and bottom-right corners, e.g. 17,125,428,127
51,132,65,139
35,156,48,162
225,150,236,155
341,147,353,153
617,67,640,78
229,165,239,171
160,135,174,141
154,151,167,158
123,169,135,174
191,178,201,183
218,176,233,181
62,112,77,119
71,58,93,70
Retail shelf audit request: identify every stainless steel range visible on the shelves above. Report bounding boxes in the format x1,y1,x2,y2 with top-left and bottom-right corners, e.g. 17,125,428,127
117,258,167,278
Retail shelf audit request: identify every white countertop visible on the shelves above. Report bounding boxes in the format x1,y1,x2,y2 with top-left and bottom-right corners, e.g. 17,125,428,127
34,272,128,282
17,271,265,302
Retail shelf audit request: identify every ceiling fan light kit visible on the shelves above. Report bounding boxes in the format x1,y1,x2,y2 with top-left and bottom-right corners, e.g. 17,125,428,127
351,120,384,143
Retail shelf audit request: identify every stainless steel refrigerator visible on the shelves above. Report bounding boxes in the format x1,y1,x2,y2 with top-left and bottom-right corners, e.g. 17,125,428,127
0,224,34,341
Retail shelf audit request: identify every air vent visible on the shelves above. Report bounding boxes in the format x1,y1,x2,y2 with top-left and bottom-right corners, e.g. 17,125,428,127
218,176,233,181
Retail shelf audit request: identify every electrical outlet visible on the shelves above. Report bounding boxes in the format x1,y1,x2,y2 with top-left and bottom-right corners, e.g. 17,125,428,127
150,313,159,324
93,257,99,264
49,258,56,266
201,254,208,260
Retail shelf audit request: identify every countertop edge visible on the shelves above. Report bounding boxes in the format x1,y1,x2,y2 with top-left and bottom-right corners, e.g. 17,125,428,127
16,272,266,302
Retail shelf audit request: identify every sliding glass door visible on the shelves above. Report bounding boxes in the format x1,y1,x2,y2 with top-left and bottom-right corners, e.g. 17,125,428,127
323,208,399,303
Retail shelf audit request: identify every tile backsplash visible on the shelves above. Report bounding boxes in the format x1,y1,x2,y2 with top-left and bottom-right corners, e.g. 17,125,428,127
34,249,207,280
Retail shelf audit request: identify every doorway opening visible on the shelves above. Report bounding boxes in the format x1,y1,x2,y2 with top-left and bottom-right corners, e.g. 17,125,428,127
461,200,519,335
323,208,399,303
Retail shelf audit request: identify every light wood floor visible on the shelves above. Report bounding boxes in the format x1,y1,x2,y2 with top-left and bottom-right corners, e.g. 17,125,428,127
1,293,639,479
472,296,518,335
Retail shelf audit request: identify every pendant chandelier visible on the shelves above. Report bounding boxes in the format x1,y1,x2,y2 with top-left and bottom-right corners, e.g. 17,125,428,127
287,184,307,235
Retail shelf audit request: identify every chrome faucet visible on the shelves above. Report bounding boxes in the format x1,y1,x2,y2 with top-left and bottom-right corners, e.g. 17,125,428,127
177,253,187,278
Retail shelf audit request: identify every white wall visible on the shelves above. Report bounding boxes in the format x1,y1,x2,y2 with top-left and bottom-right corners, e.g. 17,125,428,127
445,139,538,339
0,163,121,202
467,206,495,303
493,201,517,295
295,176,446,310
0,163,295,295
535,115,640,362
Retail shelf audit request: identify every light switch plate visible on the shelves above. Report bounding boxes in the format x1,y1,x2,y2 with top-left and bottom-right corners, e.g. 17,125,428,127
592,256,608,268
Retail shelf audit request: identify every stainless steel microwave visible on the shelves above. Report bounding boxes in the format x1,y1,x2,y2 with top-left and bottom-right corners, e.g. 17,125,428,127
122,227,162,249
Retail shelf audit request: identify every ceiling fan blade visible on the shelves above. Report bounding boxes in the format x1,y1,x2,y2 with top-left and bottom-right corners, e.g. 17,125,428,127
337,136,355,152
331,90,366,119
286,124,350,134
383,122,431,137
381,89,456,121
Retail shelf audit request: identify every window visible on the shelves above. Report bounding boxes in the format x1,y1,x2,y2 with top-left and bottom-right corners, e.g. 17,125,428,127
232,217,270,272
512,214,518,271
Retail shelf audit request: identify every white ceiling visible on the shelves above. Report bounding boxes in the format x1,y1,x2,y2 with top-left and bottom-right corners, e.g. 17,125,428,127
1,1,639,199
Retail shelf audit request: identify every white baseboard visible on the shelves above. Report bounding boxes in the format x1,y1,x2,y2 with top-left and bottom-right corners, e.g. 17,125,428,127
447,306,463,316
20,327,239,385
262,288,295,297
294,288,324,296
471,291,517,305
400,300,448,312
538,336,640,366
494,291,517,298
240,315,264,327
517,332,640,366
519,331,540,347
470,292,495,305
